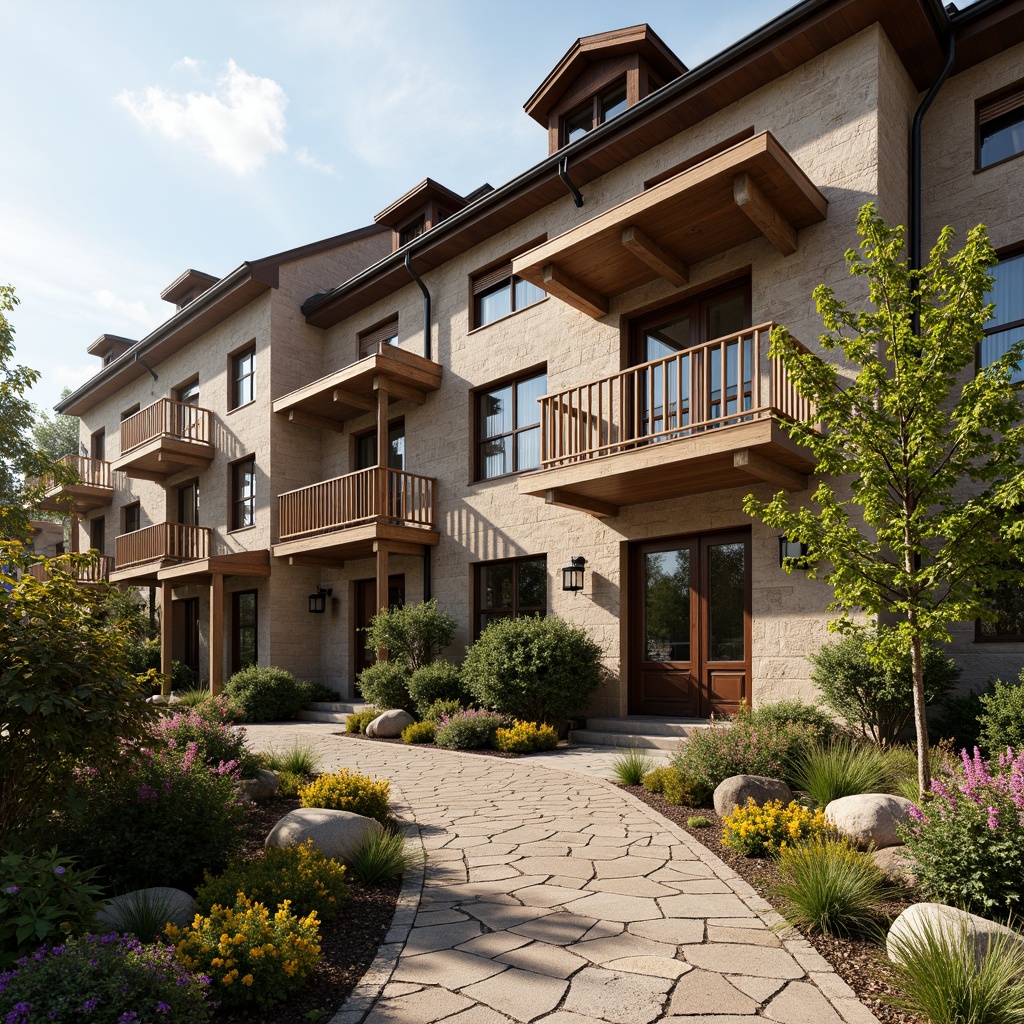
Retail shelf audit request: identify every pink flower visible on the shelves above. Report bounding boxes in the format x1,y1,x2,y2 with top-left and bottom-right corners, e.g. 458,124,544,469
987,805,1000,830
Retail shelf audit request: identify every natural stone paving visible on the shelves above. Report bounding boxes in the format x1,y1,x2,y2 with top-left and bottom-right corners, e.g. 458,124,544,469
244,724,878,1024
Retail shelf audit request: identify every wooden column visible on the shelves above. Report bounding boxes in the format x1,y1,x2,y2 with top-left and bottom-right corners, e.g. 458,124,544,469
375,386,389,518
210,572,224,694
69,515,80,553
160,581,173,696
374,541,389,662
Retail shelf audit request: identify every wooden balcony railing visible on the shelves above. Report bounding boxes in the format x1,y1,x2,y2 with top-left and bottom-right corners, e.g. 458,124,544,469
279,467,435,541
539,323,815,468
120,399,211,454
39,454,112,491
26,555,115,584
115,523,210,569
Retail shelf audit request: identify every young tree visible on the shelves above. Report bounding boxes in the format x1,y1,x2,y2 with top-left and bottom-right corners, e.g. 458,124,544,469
32,387,80,461
744,205,1024,795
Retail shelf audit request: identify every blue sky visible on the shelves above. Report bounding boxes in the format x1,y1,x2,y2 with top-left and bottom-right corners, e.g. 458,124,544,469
4,0,816,414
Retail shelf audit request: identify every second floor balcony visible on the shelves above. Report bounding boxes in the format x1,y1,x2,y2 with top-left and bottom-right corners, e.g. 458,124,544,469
36,455,114,514
518,323,817,516
110,522,211,583
26,555,114,586
112,398,215,480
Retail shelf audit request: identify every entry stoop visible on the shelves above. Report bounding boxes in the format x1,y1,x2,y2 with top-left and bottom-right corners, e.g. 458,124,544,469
569,716,713,751
296,701,369,725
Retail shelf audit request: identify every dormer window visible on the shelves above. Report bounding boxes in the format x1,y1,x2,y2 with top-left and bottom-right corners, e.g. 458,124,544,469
375,179,468,253
562,81,629,145
398,216,426,248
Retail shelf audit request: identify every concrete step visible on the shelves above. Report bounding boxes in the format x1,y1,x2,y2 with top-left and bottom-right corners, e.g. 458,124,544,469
582,716,712,739
568,728,683,751
296,701,369,725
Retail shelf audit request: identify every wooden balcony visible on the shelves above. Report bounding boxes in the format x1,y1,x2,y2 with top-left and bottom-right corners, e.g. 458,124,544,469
36,455,114,513
112,399,215,480
518,324,817,516
110,523,211,582
26,555,114,586
273,467,438,563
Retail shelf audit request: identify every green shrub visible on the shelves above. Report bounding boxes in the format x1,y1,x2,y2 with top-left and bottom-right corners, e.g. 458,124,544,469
688,816,713,829
276,770,306,796
721,798,837,858
171,659,197,692
933,688,986,753
495,720,559,754
362,599,456,671
196,840,347,921
0,934,210,1022
789,738,894,807
260,740,320,778
402,720,436,744
299,769,391,825
642,767,672,793
223,665,307,722
0,848,104,967
435,710,505,750
662,770,712,808
809,631,959,746
356,661,413,712
462,615,602,723
610,748,657,785
408,660,467,717
346,829,420,884
106,888,183,943
297,679,341,704
979,673,1024,755
747,699,838,741
775,840,894,935
423,698,464,724
345,706,380,733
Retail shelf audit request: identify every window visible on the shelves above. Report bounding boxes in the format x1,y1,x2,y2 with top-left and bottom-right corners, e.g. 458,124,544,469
231,345,255,409
476,370,546,479
178,480,199,526
472,263,545,328
122,502,140,535
90,429,105,461
89,516,105,555
120,404,140,422
231,457,256,530
977,572,1024,641
475,556,547,636
978,83,1024,170
232,590,258,672
398,216,425,247
980,251,1024,382
356,421,405,471
359,317,399,359
176,380,200,405
562,80,629,146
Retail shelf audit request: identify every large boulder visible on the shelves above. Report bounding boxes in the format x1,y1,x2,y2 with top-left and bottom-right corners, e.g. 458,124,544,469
266,807,383,862
825,793,915,849
713,775,793,818
366,709,415,739
871,845,919,886
96,887,197,932
888,903,1024,970
239,768,280,803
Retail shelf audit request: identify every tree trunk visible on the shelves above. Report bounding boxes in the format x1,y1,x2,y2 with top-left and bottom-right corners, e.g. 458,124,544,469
910,631,931,797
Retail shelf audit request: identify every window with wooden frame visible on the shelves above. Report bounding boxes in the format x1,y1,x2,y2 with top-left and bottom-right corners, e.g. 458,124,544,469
176,379,200,405
122,502,141,535
977,81,1024,170
178,479,200,526
472,263,545,329
398,216,426,248
230,344,255,410
562,79,629,146
89,516,105,555
476,369,546,480
980,250,1024,382
90,428,105,460
230,456,256,531
475,555,547,636
359,317,399,359
232,590,258,672
120,403,140,422
977,569,1024,642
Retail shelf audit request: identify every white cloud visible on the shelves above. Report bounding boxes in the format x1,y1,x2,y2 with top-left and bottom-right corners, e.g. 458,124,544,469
172,56,201,73
116,59,288,175
92,289,155,326
52,362,96,392
295,146,336,176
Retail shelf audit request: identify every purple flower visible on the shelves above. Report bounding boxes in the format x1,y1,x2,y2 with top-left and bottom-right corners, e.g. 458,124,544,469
53,866,66,876
118,1013,139,1023
76,997,99,1012
136,784,158,803
156,1002,171,1013
987,805,1000,829
7,1004,34,1024
4,886,20,895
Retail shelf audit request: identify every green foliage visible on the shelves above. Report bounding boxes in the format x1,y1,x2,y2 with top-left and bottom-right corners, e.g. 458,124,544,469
0,934,210,1023
356,661,413,712
887,913,1024,1024
299,770,391,825
223,665,307,722
0,551,157,848
408,660,468,717
934,689,986,753
362,599,456,671
402,720,437,744
747,699,838,741
687,816,713,829
434,710,505,750
774,840,894,936
0,848,104,967
153,699,260,776
171,659,197,692
662,770,713,808
106,888,182,943
276,770,306,797
979,672,1024,755
743,206,1024,793
462,615,602,722
99,588,160,680
789,738,895,807
495,720,559,754
345,706,380,733
31,388,79,461
296,679,341,704
610,748,657,786
345,829,419,885
423,698,464,724
642,767,672,793
809,632,958,746
196,840,347,922
259,741,320,778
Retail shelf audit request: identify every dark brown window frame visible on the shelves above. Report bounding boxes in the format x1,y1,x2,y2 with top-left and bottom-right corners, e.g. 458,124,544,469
230,455,256,532
561,77,629,146
175,377,200,405
90,428,105,460
229,342,256,410
231,589,258,673
975,569,1024,643
120,403,140,422
473,364,547,482
398,215,426,248
354,416,405,471
976,243,1024,377
976,79,1024,172
122,501,141,535
359,316,399,359
89,515,106,555
178,478,200,526
468,237,548,332
473,554,548,638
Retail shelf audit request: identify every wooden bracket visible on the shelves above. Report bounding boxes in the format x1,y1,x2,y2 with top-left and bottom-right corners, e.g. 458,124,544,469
544,488,619,518
621,226,689,287
288,409,345,432
541,264,609,319
332,388,376,411
733,448,807,491
373,377,427,405
734,173,798,256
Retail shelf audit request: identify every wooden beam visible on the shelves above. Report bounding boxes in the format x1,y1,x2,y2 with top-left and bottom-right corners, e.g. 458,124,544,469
733,449,807,491
541,264,609,319
287,554,345,567
373,377,427,405
288,409,345,432
157,451,211,468
620,226,689,287
733,173,797,256
374,542,389,662
376,540,427,557
544,488,619,518
160,581,173,695
119,468,167,483
332,388,376,411
209,571,224,695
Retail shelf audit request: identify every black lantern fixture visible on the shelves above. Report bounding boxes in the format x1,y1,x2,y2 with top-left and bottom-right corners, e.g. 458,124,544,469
778,536,809,569
562,556,587,592
308,585,332,614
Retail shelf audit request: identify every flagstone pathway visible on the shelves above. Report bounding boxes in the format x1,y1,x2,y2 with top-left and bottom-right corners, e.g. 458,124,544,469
244,723,878,1024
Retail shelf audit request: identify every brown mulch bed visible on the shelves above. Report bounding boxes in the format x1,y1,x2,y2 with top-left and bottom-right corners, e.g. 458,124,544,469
337,729,571,758
214,794,400,1024
626,786,921,1024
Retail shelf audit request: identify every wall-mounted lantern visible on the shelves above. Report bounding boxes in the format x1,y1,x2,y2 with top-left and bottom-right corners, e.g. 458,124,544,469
562,556,587,592
308,585,333,613
778,536,809,569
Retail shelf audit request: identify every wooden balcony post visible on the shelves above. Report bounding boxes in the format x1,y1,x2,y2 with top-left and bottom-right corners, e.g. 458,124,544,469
210,572,224,695
376,388,389,517
160,581,173,696
374,541,389,662
70,515,79,554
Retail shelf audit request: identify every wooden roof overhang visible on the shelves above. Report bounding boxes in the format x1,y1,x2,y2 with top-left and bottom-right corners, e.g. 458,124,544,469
37,481,113,514
157,550,272,586
272,522,440,567
511,132,827,319
272,346,442,431
111,436,215,481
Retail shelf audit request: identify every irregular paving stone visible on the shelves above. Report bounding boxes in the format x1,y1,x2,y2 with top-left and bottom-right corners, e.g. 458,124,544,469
707,924,782,947
628,918,705,945
415,909,472,926
562,967,672,1024
510,912,601,945
533,1013,608,1024
455,930,533,958
666,969,759,1015
515,857,595,879
464,902,556,931
496,941,588,979
568,932,678,965
405,921,483,955
363,987,475,1024
593,857,666,879
584,876,678,898
440,1007,519,1024
763,981,845,1023
603,955,692,979
461,967,568,1022
681,943,803,979
513,883,592,908
566,891,664,922
391,950,507,988
659,893,756,919
728,975,787,1001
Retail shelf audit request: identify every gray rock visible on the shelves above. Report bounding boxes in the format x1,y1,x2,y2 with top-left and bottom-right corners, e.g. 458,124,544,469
888,902,1024,970
239,768,280,802
713,775,794,817
825,793,915,849
871,845,919,885
367,708,415,739
96,887,197,933
266,807,383,862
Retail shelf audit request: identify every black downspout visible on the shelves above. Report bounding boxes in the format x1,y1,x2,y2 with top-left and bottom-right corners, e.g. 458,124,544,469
404,252,432,361
423,549,432,602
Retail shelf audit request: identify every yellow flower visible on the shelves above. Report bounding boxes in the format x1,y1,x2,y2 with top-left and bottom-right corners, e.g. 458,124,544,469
242,974,254,986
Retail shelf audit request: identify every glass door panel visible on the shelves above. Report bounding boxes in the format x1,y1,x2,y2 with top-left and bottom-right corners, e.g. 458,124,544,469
643,548,691,663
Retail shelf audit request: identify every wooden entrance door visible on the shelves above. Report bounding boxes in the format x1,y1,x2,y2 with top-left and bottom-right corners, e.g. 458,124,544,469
172,597,200,682
354,575,406,677
629,531,750,716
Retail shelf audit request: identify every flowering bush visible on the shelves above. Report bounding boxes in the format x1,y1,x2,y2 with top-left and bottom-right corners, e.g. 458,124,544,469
434,709,506,750
152,699,260,777
63,743,246,892
167,895,320,1009
299,770,390,824
721,798,836,858
495,720,559,753
0,849,104,967
196,840,347,921
0,933,209,1023
899,747,1024,916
